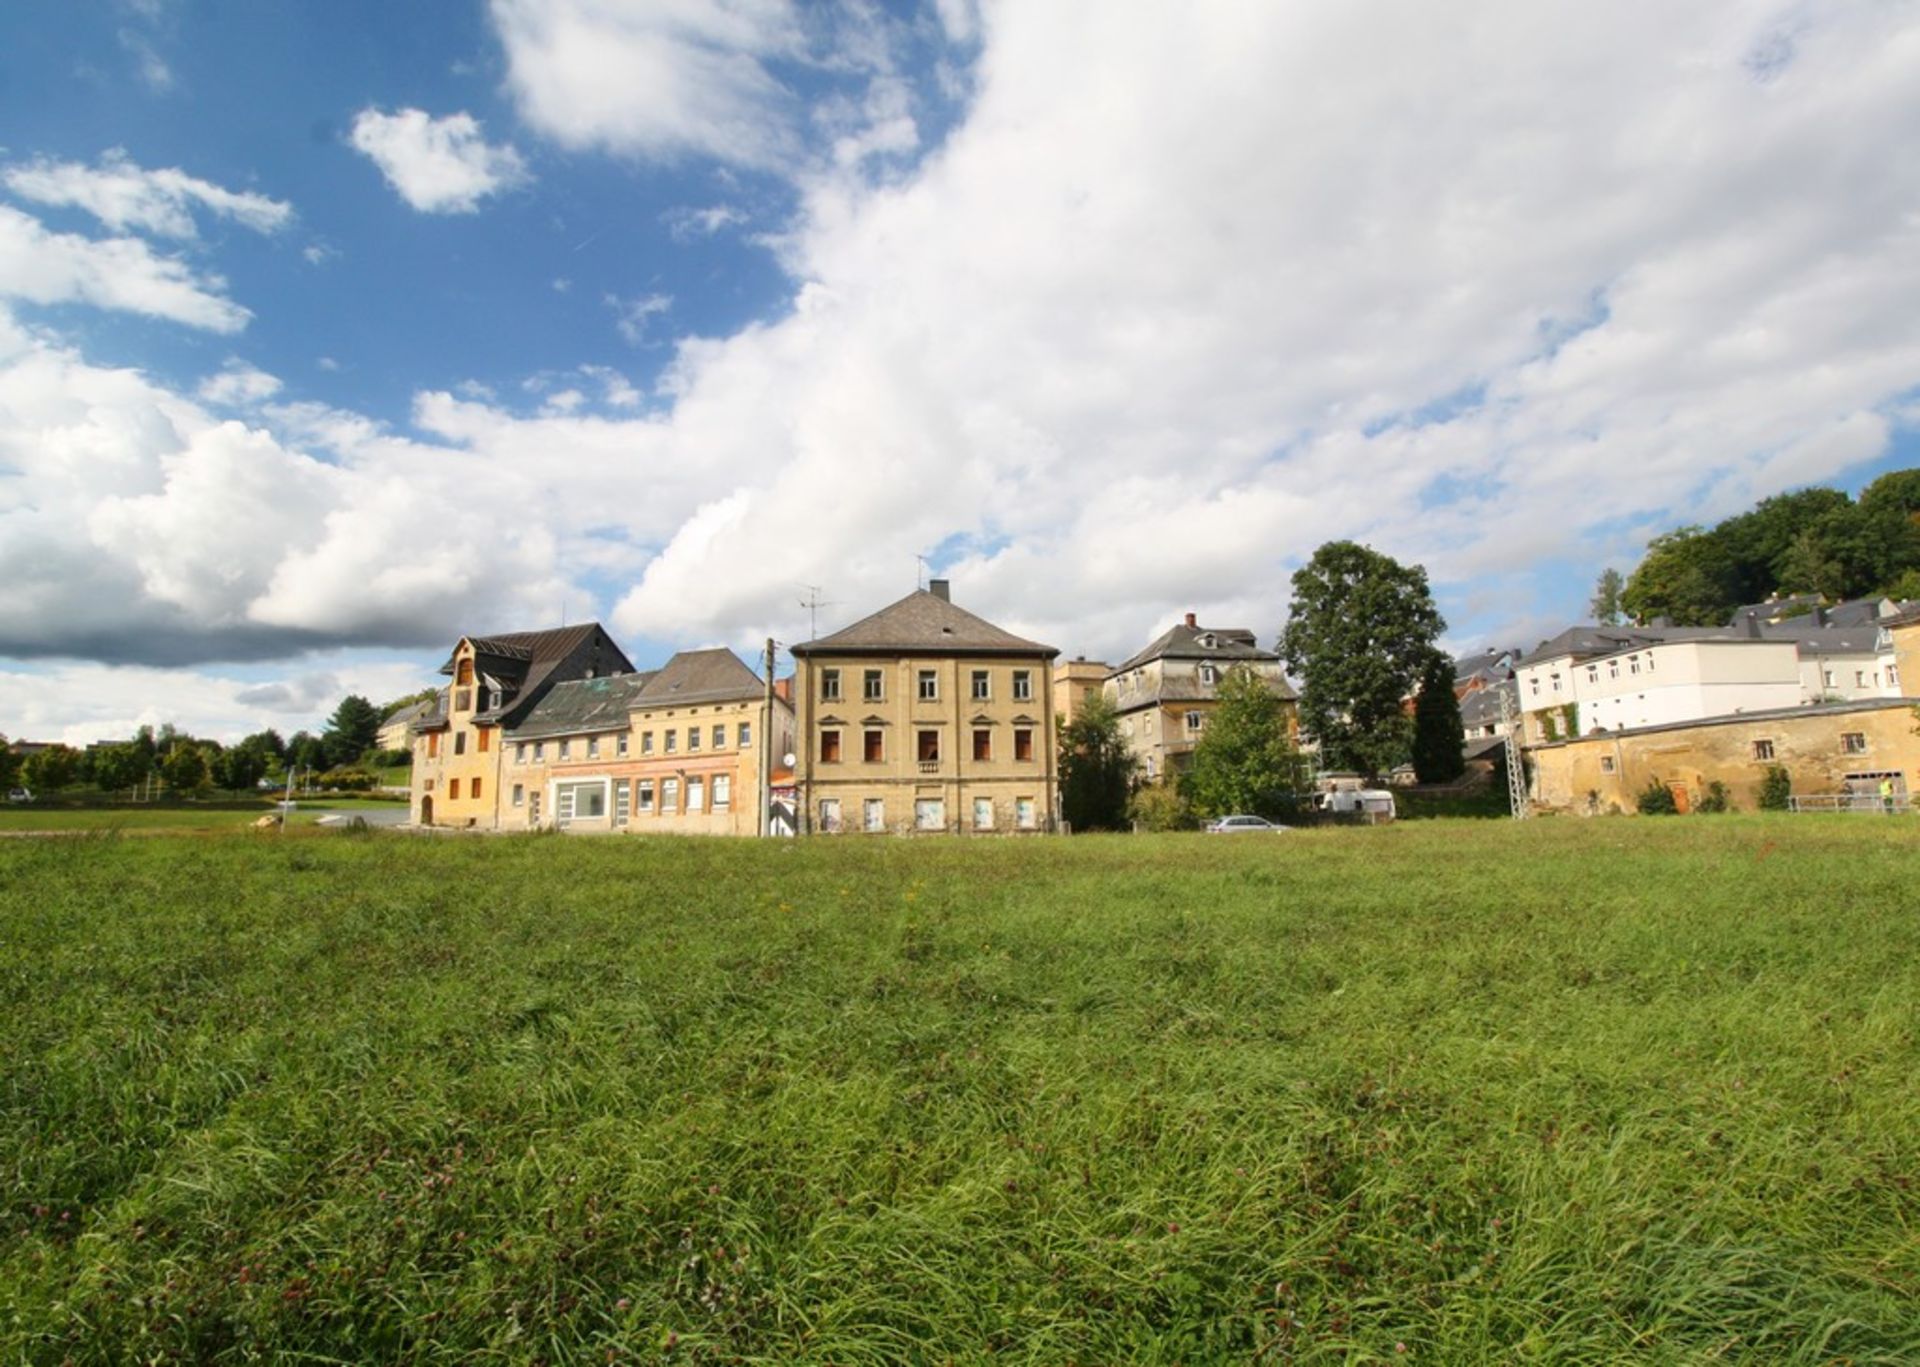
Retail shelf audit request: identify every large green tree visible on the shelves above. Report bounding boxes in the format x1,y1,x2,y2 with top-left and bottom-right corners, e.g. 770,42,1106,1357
1180,666,1311,820
1056,693,1136,832
322,695,383,767
1279,541,1445,781
91,743,151,796
23,745,83,794
1620,527,1737,626
1410,654,1467,784
214,744,269,793
0,737,19,791
159,744,210,796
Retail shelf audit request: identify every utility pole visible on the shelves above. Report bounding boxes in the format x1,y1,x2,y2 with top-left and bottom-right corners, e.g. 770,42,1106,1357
1498,681,1530,819
761,637,775,837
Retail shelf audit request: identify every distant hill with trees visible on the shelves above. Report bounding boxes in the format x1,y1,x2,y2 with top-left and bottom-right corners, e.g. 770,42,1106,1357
1607,467,1920,627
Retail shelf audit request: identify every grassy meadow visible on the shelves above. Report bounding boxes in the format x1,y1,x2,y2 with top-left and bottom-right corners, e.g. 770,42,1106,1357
3,818,1918,1362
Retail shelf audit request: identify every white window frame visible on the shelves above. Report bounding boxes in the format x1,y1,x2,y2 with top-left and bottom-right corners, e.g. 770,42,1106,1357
512,783,524,806
553,777,610,826
739,720,752,748
918,669,939,701
637,779,655,813
864,797,884,831
914,798,945,831
1016,797,1037,829
614,779,630,826
971,669,991,701
712,725,725,749
587,737,600,759
642,731,654,754
617,734,629,757
863,669,884,702
713,773,731,809
661,777,679,812
1013,670,1033,701
1752,739,1775,761
973,796,993,830
819,797,841,832
688,727,701,752
686,775,704,812
821,668,842,702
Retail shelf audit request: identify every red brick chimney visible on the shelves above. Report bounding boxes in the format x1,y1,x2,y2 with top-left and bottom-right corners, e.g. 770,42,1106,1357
1184,612,1197,628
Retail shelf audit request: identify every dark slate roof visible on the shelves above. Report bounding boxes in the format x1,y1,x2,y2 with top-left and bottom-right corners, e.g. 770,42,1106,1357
1112,622,1277,675
1459,685,1507,728
1517,624,1736,667
1760,626,1884,657
509,672,658,739
439,624,615,680
634,648,768,707
1452,646,1518,684
793,590,1056,658
1111,671,1297,711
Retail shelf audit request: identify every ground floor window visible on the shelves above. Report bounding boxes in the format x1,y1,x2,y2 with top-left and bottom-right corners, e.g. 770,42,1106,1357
819,798,842,832
1016,797,1037,829
637,779,655,813
662,778,679,812
973,796,993,830
555,780,606,824
713,773,731,809
915,798,945,831
512,783,524,806
864,797,884,831
614,779,630,826
687,775,705,813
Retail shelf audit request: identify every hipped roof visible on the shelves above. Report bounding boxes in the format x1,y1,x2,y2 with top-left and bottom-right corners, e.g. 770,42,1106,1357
792,589,1056,658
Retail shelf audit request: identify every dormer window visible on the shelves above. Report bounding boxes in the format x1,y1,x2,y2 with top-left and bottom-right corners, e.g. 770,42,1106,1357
1198,633,1217,649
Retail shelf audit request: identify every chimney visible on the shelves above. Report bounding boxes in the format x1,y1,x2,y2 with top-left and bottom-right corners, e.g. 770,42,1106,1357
928,578,950,602
1184,612,1197,629
1812,605,1827,627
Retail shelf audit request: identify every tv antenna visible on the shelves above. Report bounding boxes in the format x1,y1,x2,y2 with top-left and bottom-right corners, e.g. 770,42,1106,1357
798,584,839,641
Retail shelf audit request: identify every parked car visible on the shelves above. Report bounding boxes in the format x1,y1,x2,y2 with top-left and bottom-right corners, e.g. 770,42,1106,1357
1206,814,1287,833
6,788,32,804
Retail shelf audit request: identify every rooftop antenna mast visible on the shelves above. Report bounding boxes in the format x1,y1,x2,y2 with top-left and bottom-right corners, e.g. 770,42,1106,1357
798,584,839,642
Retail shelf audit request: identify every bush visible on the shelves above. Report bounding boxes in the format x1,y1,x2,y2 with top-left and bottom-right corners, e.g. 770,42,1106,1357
1636,779,1679,816
1695,780,1731,814
1128,782,1198,832
1758,764,1792,811
315,767,378,792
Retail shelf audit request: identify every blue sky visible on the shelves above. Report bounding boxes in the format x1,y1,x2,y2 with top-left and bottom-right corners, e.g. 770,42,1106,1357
3,1,1918,743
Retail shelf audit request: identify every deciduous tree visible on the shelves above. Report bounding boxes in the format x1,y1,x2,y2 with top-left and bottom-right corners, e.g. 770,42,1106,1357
1180,666,1311,819
1279,541,1444,781
159,744,210,796
91,743,150,795
1056,692,1135,832
23,745,82,793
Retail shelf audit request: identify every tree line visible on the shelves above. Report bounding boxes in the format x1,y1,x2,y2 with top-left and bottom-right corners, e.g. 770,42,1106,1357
1058,540,1465,830
2,692,423,799
1594,467,1920,628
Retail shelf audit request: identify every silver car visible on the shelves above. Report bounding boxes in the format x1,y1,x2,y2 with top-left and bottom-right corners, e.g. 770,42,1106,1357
1205,814,1286,833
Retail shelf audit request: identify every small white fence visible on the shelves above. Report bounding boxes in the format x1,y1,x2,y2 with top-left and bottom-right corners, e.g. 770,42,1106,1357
1787,793,1913,814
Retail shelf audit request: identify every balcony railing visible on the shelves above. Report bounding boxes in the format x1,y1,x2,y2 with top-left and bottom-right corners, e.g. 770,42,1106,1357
918,760,940,774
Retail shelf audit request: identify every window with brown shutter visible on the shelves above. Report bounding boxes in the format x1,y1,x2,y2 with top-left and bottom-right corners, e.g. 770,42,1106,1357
918,730,940,763
821,730,842,763
973,729,991,761
1015,728,1034,762
864,729,884,763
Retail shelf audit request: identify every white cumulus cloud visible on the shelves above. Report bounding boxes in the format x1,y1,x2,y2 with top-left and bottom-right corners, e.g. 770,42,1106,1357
2,149,292,239
0,205,250,331
349,107,530,213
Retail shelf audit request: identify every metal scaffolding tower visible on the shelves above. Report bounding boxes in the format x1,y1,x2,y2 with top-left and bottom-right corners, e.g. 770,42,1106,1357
1498,681,1530,819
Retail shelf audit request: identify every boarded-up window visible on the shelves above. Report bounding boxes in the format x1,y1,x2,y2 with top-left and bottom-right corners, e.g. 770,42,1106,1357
973,729,991,761
1014,728,1034,762
864,729,884,762
477,727,491,752
821,730,842,763
471,778,482,800
449,778,461,799
427,732,440,759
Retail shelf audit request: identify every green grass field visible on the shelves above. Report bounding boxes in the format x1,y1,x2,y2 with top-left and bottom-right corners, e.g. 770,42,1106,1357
4,818,1917,1362
0,801,395,835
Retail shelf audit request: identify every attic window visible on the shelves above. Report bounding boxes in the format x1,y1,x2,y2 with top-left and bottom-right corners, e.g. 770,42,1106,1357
1198,633,1216,649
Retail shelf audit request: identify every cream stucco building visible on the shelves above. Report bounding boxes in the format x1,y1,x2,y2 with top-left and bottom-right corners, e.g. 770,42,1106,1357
791,580,1059,833
1105,614,1296,782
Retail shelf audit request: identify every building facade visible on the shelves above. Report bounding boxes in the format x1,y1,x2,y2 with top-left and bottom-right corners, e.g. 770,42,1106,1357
1104,614,1296,782
1528,698,1919,813
792,579,1060,834
1051,657,1111,730
410,628,794,834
